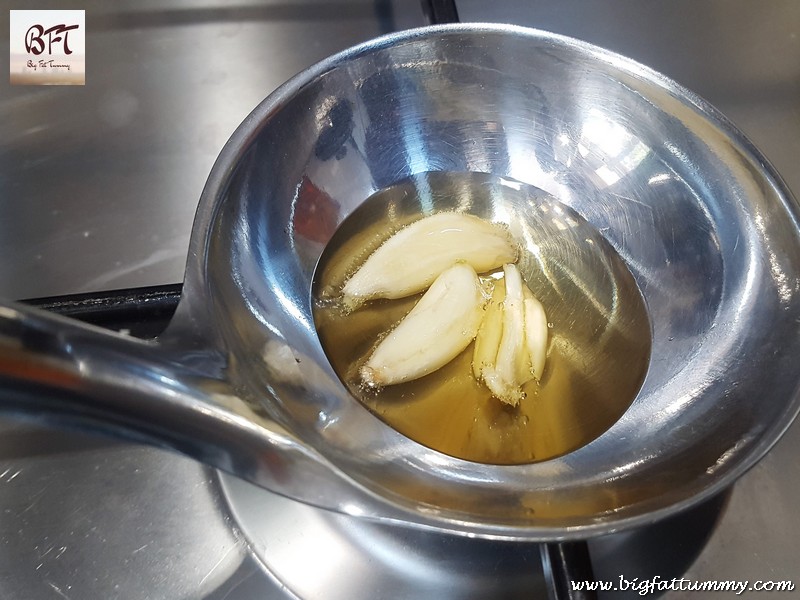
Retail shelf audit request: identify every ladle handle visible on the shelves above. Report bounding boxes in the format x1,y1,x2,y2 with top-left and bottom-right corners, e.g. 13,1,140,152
0,298,235,453
0,298,327,492
0,299,425,529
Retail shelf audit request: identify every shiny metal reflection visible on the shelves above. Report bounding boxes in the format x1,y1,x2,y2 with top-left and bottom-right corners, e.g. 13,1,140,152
0,24,799,540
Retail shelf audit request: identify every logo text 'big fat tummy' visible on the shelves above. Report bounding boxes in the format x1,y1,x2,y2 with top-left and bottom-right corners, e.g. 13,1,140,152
10,10,85,85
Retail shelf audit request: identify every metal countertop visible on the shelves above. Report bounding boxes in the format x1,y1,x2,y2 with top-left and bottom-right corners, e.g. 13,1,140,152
1,1,799,598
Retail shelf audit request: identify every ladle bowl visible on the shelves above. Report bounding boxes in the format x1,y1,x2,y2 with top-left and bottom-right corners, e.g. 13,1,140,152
1,24,799,541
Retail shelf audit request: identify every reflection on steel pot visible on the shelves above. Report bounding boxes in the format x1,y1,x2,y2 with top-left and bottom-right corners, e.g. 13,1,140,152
1,24,799,541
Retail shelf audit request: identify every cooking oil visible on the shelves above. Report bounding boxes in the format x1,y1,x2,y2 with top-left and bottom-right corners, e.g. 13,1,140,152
313,171,651,464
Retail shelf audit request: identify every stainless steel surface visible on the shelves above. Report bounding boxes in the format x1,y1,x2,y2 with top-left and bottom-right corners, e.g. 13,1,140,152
455,1,800,592
219,472,550,599
0,0,419,300
1,2,799,598
0,2,428,599
457,0,800,214
4,23,800,542
0,426,254,599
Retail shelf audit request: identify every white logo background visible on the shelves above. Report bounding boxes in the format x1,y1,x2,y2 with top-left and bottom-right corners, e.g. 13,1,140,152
10,10,85,85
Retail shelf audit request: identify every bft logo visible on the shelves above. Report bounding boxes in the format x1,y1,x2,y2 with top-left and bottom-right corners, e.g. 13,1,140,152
25,23,80,56
10,10,86,85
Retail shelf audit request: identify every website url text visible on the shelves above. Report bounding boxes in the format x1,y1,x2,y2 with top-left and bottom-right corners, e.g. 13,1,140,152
571,576,795,596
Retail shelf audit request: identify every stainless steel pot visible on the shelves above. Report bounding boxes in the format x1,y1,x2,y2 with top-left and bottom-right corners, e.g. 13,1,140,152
1,24,799,541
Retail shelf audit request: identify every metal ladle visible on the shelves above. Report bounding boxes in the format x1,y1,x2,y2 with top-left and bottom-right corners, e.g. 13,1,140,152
1,25,799,543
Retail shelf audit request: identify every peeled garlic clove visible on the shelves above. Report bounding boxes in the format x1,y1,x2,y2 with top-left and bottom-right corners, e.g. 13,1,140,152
360,263,488,387
523,295,548,381
342,212,517,309
472,280,505,380
482,264,531,406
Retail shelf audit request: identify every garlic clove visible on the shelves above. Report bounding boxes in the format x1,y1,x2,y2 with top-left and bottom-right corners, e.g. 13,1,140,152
482,263,531,406
472,280,505,380
523,295,548,381
360,262,488,387
342,212,517,309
